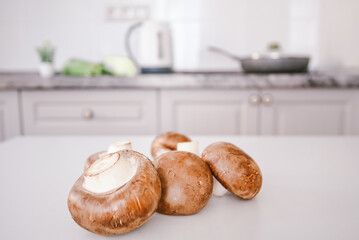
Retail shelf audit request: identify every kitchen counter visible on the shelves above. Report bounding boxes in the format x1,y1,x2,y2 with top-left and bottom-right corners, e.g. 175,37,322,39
0,72,358,90
1,135,358,240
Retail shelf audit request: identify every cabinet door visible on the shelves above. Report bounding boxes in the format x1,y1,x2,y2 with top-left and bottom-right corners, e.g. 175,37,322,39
160,90,259,135
260,90,359,135
21,90,158,135
0,91,21,141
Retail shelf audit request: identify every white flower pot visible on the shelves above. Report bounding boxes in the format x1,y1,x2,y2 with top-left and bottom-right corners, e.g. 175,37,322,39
38,62,54,79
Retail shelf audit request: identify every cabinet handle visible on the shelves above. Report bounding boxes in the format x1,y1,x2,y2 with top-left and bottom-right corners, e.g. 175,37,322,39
82,109,94,120
262,94,273,105
249,94,261,105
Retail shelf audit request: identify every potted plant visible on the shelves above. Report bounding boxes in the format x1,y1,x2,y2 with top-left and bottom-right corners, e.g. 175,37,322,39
36,41,55,78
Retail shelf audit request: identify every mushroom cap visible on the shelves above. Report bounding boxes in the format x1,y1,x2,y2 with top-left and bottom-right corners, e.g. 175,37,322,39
154,151,213,215
68,150,162,235
151,132,191,159
202,142,262,199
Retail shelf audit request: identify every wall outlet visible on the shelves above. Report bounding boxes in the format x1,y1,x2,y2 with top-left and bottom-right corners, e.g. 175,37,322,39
106,5,150,21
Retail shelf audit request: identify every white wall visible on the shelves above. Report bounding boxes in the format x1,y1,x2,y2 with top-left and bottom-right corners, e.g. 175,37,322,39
0,0,358,72
318,0,359,71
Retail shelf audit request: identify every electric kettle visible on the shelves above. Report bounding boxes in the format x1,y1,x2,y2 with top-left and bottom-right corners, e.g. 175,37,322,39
125,21,173,74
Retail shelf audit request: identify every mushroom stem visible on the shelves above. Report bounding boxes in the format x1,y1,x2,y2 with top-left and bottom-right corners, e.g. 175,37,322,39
212,178,227,197
107,141,132,154
83,152,135,194
177,141,199,156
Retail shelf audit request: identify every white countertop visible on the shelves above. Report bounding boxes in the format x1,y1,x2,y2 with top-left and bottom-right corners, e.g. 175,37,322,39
1,136,359,240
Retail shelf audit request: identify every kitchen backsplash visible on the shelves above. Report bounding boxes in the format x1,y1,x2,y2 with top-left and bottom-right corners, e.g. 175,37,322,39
0,0,358,72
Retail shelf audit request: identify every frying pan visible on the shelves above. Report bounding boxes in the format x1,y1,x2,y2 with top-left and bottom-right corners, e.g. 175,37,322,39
208,46,310,73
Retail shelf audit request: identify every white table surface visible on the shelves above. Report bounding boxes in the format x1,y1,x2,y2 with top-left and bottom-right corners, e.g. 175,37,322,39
1,135,359,240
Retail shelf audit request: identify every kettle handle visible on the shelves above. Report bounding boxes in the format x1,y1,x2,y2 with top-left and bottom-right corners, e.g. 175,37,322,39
125,22,142,66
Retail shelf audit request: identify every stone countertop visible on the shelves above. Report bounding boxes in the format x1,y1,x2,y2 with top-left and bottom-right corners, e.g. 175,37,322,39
0,72,358,90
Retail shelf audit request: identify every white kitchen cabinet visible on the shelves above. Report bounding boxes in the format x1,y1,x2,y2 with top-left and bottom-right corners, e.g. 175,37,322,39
21,90,158,135
0,91,21,141
160,90,259,135
260,90,359,135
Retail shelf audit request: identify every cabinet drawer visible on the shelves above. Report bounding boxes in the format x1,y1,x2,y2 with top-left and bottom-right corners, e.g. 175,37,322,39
260,90,359,135
21,90,158,135
160,90,258,135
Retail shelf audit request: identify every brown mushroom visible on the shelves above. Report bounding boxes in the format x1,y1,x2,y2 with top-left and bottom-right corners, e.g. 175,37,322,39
151,132,191,159
202,142,262,199
68,150,161,235
154,151,213,215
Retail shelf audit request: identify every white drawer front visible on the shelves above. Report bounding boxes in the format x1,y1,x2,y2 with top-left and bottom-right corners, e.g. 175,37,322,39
22,90,158,135
160,90,258,135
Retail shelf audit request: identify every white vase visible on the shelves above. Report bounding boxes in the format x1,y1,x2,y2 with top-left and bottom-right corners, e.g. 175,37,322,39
38,62,54,79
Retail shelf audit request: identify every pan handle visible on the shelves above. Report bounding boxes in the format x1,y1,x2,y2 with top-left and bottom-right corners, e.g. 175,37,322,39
208,46,241,60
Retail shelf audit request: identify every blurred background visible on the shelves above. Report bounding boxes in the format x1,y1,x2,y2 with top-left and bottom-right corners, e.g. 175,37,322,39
0,0,359,141
1,0,359,71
